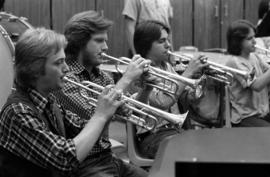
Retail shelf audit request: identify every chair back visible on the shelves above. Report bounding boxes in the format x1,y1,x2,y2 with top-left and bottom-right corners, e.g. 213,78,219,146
126,122,154,167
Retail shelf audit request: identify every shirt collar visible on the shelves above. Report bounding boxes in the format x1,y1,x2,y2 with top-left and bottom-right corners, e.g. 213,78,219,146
67,59,102,77
28,89,56,113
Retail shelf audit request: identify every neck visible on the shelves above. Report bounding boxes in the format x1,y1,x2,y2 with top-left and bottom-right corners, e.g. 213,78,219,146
83,63,94,73
78,55,94,73
35,85,50,98
148,56,162,67
240,51,250,59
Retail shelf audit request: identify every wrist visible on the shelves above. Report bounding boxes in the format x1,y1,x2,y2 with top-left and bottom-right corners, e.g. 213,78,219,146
115,75,132,91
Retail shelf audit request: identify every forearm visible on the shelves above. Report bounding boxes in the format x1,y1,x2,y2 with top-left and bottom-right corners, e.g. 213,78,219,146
124,17,136,54
174,70,193,97
114,74,133,93
251,69,270,91
73,114,109,162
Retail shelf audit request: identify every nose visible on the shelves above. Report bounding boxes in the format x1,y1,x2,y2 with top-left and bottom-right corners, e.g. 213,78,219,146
165,39,171,49
102,41,108,52
62,61,70,74
252,37,256,45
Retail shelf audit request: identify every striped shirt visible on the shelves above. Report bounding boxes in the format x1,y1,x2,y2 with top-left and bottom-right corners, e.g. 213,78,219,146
0,89,83,173
54,60,114,156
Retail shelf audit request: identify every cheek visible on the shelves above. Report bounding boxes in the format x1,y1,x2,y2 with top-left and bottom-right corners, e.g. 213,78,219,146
241,42,247,49
151,45,161,53
86,42,99,52
47,68,60,78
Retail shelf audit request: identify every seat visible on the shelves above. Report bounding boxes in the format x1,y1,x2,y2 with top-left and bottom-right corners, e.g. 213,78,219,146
126,122,154,167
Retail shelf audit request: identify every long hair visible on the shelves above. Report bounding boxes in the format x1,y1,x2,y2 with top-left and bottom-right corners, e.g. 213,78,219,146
15,27,66,90
134,20,170,58
226,20,256,56
64,10,113,61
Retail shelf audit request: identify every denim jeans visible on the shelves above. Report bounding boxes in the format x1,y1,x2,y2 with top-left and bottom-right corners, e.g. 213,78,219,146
73,151,148,177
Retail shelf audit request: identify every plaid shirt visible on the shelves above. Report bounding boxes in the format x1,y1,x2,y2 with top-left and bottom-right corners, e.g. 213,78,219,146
54,60,114,156
0,89,84,173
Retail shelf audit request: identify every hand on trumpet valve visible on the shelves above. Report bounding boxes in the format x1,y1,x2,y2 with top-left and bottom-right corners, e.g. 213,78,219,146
133,72,161,90
122,54,151,81
198,55,208,64
95,85,125,120
184,54,209,78
141,73,161,90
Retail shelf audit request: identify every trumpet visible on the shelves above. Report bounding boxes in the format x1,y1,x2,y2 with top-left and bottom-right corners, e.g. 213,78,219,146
255,44,270,55
167,51,251,84
101,53,205,98
63,77,187,131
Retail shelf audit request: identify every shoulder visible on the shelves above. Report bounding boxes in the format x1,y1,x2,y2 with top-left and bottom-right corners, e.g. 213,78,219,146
0,102,38,125
2,91,38,115
225,55,238,67
2,103,25,115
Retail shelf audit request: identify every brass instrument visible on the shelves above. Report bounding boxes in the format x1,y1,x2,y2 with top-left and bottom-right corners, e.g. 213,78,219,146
101,53,205,98
167,51,251,84
255,44,270,55
63,77,187,131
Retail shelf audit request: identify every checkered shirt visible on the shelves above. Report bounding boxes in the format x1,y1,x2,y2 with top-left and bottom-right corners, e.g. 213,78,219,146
54,60,114,156
0,89,83,173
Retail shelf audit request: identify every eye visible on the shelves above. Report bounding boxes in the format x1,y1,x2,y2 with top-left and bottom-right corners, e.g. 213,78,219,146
55,58,65,65
158,38,166,43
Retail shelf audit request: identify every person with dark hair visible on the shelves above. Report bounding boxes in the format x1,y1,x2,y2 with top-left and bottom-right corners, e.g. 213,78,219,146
0,27,129,177
133,20,208,159
122,0,173,56
256,0,270,37
54,10,150,177
226,19,270,127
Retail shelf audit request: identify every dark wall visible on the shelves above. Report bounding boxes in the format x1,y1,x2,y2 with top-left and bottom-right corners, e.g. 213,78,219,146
2,0,260,56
